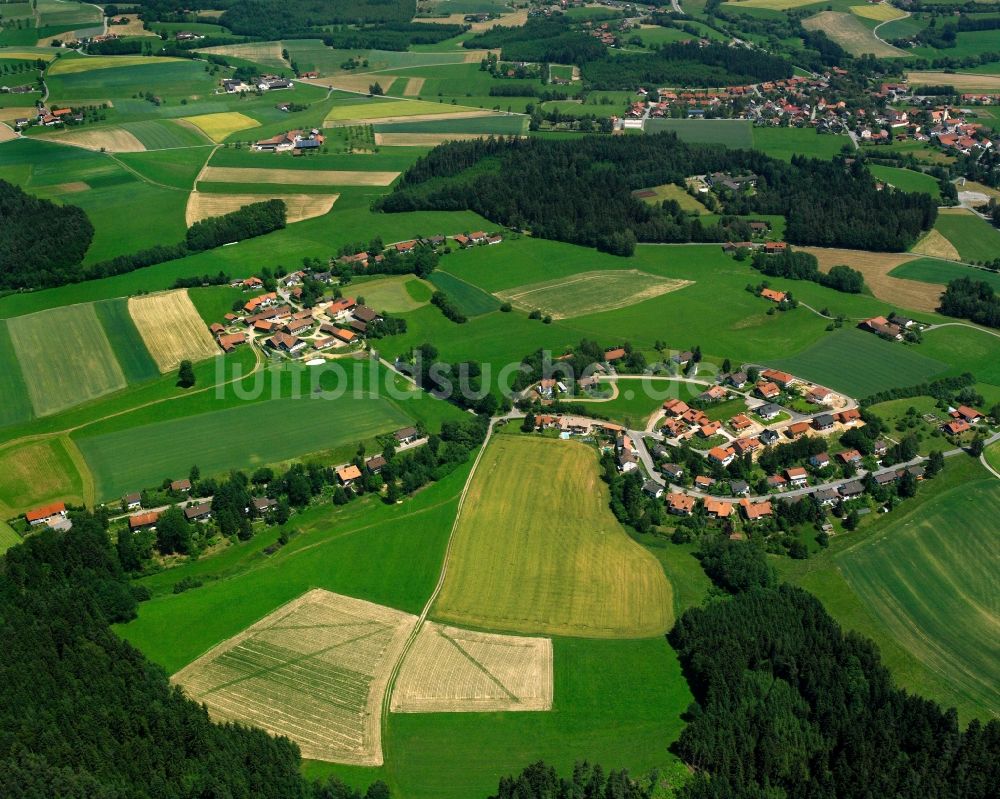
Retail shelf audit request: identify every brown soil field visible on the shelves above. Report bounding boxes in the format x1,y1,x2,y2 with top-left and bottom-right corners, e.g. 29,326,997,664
391,622,553,713
39,127,145,152
306,73,400,93
172,590,417,765
401,76,425,96
906,71,1000,92
799,247,942,313
374,131,501,146
186,191,338,226
200,166,399,186
127,289,219,371
0,123,16,142
54,181,90,192
324,109,493,127
911,229,961,261
110,14,159,37
0,107,36,123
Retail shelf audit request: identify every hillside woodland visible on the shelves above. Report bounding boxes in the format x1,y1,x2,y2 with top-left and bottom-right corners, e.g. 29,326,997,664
378,135,936,255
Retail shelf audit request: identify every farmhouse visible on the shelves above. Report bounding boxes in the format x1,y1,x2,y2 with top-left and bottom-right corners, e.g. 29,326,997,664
244,293,279,313
266,332,308,354
760,288,787,303
859,316,903,340
184,502,212,521
329,327,356,344
129,511,159,531
336,464,362,486
123,492,142,511
218,332,247,353
25,501,67,527
953,405,982,424
943,419,970,436
353,305,381,324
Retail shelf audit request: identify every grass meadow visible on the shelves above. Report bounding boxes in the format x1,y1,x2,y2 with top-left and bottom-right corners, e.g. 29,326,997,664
426,271,501,316
752,126,852,161
45,60,218,104
933,210,1000,263
766,328,948,398
868,164,941,199
0,322,33,428
122,119,212,149
0,435,85,516
889,259,1000,292
94,298,160,383
353,276,433,313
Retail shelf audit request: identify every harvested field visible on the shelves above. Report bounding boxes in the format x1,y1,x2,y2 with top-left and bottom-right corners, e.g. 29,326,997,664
429,10,530,31
172,589,417,765
325,100,489,125
111,14,159,36
495,269,692,320
181,111,259,142
906,71,1000,92
199,165,399,186
802,11,904,57
7,304,126,417
401,76,425,96
391,622,553,713
850,3,906,22
38,126,146,152
0,106,37,123
798,246,940,314
433,436,674,638
911,229,961,261
305,73,399,93
198,41,288,69
127,289,219,371
723,0,823,8
374,131,495,146
0,123,15,142
186,191,338,226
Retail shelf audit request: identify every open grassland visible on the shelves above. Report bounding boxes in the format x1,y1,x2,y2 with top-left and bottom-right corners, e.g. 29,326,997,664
850,3,906,21
906,70,1000,92
426,271,500,316
124,119,213,149
352,276,431,313
0,322,33,428
390,622,553,713
36,126,146,152
7,304,126,417
181,111,260,142
0,436,85,516
920,324,1000,387
197,41,288,70
173,589,417,765
933,209,1000,263
644,118,753,147
803,11,905,57
910,229,961,261
128,290,219,372
45,60,217,105
46,54,183,75
495,270,692,320
186,191,338,226
200,165,400,186
0,521,21,555
798,246,940,313
767,328,947,398
434,435,673,638
76,392,414,501
634,183,708,212
752,126,851,161
868,164,941,198
837,475,1000,719
890,258,1000,292
117,146,213,190
94,298,160,383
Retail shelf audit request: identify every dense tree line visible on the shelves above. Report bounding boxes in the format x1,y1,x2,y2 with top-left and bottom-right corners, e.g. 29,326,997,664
465,18,606,65
430,289,467,323
581,42,793,90
938,277,1000,328
489,761,653,799
378,135,935,255
859,372,976,406
186,199,286,251
0,180,94,289
750,248,866,293
220,0,415,38
321,21,462,51
669,551,1000,799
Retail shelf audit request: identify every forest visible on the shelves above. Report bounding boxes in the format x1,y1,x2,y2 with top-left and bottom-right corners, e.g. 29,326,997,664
937,277,1000,328
0,180,94,290
464,18,606,65
378,135,936,255
220,0,416,37
186,199,286,251
749,248,866,293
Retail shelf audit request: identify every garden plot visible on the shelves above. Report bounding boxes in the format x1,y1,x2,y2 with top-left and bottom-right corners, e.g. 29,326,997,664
391,622,553,713
495,270,692,320
127,289,219,371
186,191,338,225
172,589,417,765
199,166,399,186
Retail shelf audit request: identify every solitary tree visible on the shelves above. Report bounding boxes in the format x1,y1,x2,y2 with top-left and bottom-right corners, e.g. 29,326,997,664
177,359,195,388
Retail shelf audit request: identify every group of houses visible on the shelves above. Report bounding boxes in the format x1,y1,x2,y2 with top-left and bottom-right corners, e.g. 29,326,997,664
336,231,503,271
221,75,293,94
857,312,919,341
254,129,324,152
941,404,983,437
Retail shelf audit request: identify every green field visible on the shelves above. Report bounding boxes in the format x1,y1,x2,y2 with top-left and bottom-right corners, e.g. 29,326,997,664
122,119,212,149
766,328,947,398
7,304,127,417
0,321,33,428
869,164,941,199
752,126,852,161
933,210,1000,264
94,298,160,383
635,183,708,213
889,258,1000,292
0,520,21,555
0,435,85,515
116,146,212,190
433,435,674,638
353,276,432,313
427,271,501,316
644,118,753,148
45,60,218,104
837,472,1000,719
373,114,527,134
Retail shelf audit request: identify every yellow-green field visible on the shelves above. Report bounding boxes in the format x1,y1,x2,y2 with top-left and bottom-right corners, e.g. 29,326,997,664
0,436,85,517
46,55,183,75
635,183,709,213
803,11,905,57
850,3,906,22
325,99,487,124
7,304,126,417
180,111,260,142
353,276,432,312
0,521,21,555
433,435,674,638
906,71,1000,92
0,49,57,61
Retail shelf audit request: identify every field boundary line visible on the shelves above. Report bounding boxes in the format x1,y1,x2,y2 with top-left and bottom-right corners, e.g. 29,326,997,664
438,629,518,700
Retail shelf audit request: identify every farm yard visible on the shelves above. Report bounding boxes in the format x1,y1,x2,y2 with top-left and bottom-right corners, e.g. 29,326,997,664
172,589,418,765
127,290,220,372
390,622,553,713
433,435,674,638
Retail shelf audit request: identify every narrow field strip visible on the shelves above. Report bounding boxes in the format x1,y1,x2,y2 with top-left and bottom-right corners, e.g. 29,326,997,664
199,166,399,186
127,289,219,372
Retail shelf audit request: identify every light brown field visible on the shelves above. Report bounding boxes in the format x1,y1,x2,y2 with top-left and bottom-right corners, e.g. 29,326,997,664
0,123,16,142
401,76,425,96
186,191,338,226
799,246,943,313
911,229,961,261
496,269,693,320
172,589,417,765
906,71,1000,92
391,622,553,713
0,106,37,123
324,109,494,127
423,10,530,31
127,289,219,371
803,11,905,58
200,166,399,186
303,73,399,93
198,41,288,68
110,14,159,37
374,131,500,146
38,126,145,152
